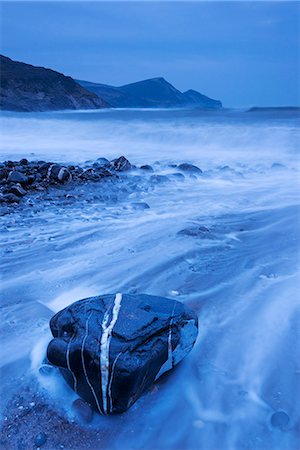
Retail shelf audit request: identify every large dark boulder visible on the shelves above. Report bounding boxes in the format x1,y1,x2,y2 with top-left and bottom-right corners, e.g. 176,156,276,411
47,293,198,415
110,156,132,172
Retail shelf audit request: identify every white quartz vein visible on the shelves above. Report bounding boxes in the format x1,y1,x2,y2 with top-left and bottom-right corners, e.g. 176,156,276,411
100,293,122,414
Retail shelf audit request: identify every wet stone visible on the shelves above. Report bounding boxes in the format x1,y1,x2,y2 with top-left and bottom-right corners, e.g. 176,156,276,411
178,163,202,174
150,174,170,184
270,411,290,430
0,193,21,204
47,293,198,415
34,432,47,447
110,156,132,172
7,185,27,197
140,164,154,172
7,171,28,185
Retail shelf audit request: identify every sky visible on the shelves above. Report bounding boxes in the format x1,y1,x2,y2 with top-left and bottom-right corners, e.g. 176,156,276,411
0,1,299,107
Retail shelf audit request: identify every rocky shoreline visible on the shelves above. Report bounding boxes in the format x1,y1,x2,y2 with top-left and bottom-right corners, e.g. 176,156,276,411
0,156,202,212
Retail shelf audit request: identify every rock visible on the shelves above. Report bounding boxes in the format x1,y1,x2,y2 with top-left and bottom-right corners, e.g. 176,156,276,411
96,157,110,166
150,174,170,184
79,168,100,181
19,158,29,165
0,168,8,180
170,172,185,180
270,411,290,430
130,202,150,210
72,398,93,423
7,171,28,185
110,156,132,172
0,193,21,204
47,293,198,415
140,165,154,172
7,185,27,197
178,163,202,174
178,226,210,237
46,164,72,183
34,432,47,447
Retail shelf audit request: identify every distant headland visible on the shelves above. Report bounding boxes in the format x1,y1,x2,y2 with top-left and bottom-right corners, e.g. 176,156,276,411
0,55,222,112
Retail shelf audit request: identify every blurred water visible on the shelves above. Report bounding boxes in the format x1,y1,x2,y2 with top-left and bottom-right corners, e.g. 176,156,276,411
0,109,299,449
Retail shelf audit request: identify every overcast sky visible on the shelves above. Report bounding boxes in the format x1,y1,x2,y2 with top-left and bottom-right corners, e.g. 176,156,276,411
1,1,299,107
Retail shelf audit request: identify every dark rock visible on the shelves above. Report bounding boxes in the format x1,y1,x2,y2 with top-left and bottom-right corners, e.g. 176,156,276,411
72,398,94,423
7,171,28,185
96,157,110,166
170,172,185,180
79,168,100,181
34,432,47,447
178,226,210,237
110,156,132,172
140,165,154,172
19,158,29,165
270,411,290,430
130,202,150,210
150,175,170,184
27,175,36,185
47,293,198,415
0,193,21,204
38,162,52,177
47,165,72,183
8,184,27,197
178,163,202,174
68,165,75,171
0,168,8,180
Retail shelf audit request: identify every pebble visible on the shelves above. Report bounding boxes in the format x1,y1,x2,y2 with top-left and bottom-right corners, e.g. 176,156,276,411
34,432,47,447
270,411,290,430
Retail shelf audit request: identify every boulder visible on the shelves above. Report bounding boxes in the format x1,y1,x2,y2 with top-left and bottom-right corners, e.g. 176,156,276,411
7,184,27,197
7,171,28,185
178,163,202,174
110,156,132,172
47,293,198,415
140,165,154,172
0,193,21,204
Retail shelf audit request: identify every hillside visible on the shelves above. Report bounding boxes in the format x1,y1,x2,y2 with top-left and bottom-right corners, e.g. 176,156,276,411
78,77,222,109
0,55,109,112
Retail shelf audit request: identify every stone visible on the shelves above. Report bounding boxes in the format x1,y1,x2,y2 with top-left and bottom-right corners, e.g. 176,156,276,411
270,411,290,430
140,165,154,172
150,175,170,184
0,168,8,180
0,193,21,204
110,156,132,172
178,226,210,237
19,158,29,166
46,164,72,183
79,168,100,181
34,432,47,447
7,185,27,197
7,171,28,185
95,157,110,166
178,163,202,174
47,293,198,415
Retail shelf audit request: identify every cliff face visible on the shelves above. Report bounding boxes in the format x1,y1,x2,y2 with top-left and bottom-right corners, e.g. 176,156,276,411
0,55,109,112
78,77,222,109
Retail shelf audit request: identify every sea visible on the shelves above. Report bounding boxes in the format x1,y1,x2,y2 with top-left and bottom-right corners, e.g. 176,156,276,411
0,107,299,449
